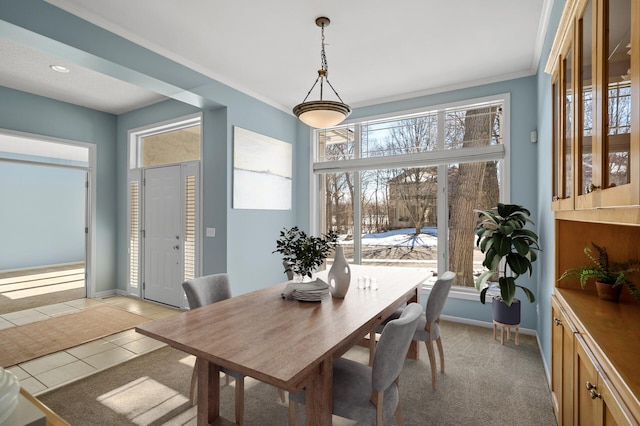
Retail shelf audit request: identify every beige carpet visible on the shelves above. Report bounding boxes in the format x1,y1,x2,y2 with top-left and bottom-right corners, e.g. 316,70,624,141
0,305,152,367
37,321,558,426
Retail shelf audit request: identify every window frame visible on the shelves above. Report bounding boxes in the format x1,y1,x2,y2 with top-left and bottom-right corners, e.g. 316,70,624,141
310,94,511,299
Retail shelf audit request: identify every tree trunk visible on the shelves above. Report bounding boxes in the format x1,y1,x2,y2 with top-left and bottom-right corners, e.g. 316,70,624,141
449,107,498,286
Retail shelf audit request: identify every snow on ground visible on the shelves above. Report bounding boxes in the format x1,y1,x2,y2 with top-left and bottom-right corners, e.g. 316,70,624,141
339,227,438,248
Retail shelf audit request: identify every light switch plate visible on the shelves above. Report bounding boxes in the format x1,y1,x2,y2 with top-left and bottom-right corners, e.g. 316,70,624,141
206,227,216,237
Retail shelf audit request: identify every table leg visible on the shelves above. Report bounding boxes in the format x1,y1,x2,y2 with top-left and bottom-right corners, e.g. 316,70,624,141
305,358,333,426
197,357,221,426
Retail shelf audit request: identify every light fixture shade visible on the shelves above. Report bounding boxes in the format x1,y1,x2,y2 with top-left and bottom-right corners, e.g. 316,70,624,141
293,100,351,128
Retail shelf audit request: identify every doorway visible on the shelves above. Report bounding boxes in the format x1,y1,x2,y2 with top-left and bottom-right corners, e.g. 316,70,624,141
0,130,94,314
127,114,201,308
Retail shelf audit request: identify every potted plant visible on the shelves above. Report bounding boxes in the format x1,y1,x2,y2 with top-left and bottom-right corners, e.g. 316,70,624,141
475,203,540,325
273,226,338,281
558,242,640,302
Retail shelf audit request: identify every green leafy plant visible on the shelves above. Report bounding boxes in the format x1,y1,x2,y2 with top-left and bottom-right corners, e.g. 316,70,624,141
273,226,338,279
475,203,540,306
558,242,640,302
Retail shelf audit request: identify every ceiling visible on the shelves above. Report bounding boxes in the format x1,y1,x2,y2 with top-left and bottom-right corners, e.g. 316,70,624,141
0,0,553,116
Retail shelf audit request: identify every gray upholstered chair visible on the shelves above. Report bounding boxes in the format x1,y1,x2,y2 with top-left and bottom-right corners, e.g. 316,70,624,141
182,274,285,424
288,302,423,426
369,271,455,390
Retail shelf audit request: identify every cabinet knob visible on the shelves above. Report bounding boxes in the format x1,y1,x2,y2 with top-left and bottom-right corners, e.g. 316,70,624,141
585,381,602,399
554,317,562,326
585,183,601,193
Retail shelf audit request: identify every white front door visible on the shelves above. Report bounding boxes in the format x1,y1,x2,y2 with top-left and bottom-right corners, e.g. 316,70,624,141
143,166,183,307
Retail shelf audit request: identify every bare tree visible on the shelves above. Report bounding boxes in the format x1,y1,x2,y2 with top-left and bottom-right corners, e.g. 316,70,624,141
323,140,355,234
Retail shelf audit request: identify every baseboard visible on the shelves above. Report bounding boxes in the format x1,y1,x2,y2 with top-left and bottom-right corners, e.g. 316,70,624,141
0,261,84,275
440,314,537,336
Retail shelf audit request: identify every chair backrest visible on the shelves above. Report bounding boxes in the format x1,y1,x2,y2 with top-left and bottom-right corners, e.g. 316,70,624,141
372,302,423,392
425,271,455,324
182,273,232,309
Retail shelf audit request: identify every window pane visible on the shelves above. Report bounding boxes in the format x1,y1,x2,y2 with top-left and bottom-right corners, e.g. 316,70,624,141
362,115,438,158
322,171,355,265
445,103,503,150
318,126,355,162
448,158,501,288
142,124,201,167
361,167,438,271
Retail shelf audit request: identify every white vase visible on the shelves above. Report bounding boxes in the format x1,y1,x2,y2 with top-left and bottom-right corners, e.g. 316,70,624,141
328,246,351,298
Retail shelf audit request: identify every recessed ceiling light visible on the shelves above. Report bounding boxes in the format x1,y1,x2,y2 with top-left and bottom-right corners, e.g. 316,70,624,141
49,65,70,73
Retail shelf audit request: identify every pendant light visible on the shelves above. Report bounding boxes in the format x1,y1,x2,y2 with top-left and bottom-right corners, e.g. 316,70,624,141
293,17,351,128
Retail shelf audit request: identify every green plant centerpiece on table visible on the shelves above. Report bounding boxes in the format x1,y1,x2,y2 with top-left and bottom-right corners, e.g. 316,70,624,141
274,226,338,280
558,242,640,303
475,203,540,310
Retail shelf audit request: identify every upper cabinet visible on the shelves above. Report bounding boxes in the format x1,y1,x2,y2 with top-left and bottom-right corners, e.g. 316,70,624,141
547,0,639,210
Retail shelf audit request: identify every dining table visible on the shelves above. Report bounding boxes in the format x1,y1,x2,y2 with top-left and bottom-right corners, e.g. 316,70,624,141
135,264,430,425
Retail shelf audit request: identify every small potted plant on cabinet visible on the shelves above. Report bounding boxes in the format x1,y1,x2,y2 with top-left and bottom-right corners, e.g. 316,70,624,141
558,242,640,302
273,226,338,282
475,203,540,326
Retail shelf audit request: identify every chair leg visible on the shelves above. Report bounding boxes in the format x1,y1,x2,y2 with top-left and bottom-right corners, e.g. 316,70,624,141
189,359,199,406
436,336,445,373
374,390,384,426
394,402,405,426
424,340,438,390
288,400,297,426
369,331,376,366
235,376,245,425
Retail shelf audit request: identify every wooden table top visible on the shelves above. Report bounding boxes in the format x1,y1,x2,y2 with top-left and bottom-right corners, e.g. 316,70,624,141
136,265,428,393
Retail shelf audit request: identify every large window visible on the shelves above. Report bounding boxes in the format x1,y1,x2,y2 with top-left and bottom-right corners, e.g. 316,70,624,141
314,96,508,289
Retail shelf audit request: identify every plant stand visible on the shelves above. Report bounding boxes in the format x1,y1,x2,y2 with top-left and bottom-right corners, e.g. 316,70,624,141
493,320,519,345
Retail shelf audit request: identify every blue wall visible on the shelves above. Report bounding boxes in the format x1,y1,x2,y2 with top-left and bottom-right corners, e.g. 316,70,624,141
0,86,117,293
536,0,566,372
0,161,85,270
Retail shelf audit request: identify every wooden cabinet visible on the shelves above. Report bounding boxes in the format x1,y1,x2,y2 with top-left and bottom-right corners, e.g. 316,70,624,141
551,297,577,426
549,3,640,425
575,335,636,425
552,290,640,426
547,0,639,210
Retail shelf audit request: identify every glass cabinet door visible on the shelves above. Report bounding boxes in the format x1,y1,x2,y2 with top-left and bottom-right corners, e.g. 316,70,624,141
564,47,574,200
578,0,594,198
552,73,561,204
604,0,631,190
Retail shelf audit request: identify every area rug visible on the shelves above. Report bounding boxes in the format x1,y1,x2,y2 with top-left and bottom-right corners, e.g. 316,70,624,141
0,305,152,367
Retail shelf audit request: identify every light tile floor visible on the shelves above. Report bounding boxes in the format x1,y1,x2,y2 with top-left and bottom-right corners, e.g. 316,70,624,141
2,295,181,396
